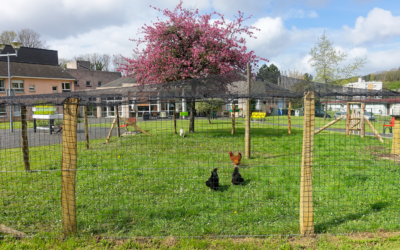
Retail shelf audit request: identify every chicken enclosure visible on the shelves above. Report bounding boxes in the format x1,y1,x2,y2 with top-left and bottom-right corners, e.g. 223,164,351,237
1,73,400,237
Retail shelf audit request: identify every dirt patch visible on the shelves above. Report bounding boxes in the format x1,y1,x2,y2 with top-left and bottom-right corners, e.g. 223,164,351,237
372,153,400,162
163,236,178,247
365,146,388,152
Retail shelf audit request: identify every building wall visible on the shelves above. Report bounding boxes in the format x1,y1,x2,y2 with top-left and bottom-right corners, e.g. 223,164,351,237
67,69,121,91
0,77,75,97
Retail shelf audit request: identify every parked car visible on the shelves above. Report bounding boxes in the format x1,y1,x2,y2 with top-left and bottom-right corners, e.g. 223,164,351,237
315,109,331,118
333,112,347,120
364,111,375,121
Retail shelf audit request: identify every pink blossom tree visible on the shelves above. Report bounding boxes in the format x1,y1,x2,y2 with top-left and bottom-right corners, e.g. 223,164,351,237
118,1,268,132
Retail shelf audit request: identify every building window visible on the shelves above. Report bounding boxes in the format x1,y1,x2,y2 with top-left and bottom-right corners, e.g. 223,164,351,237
74,81,79,86
86,81,91,87
29,85,35,92
98,81,102,87
374,84,377,89
0,104,6,117
13,105,21,117
52,86,58,92
12,80,24,93
0,79,4,92
62,82,71,92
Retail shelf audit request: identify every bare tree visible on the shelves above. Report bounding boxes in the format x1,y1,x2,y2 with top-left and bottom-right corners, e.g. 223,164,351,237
0,31,17,44
72,53,112,71
59,58,70,68
17,29,48,49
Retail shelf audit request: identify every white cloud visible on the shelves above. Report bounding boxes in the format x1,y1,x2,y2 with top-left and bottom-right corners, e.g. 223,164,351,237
343,8,400,45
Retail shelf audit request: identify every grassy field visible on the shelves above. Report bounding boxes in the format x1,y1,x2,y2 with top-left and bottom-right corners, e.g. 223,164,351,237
2,232,400,249
1,117,399,238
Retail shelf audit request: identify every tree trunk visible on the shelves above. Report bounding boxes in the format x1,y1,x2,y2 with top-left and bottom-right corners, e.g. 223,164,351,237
189,100,195,133
208,111,211,124
324,100,328,121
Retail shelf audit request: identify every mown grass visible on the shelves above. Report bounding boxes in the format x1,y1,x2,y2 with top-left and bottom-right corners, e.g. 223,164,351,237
0,117,399,238
2,232,400,249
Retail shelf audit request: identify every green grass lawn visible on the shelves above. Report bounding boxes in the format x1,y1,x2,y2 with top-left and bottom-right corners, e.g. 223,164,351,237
1,117,399,238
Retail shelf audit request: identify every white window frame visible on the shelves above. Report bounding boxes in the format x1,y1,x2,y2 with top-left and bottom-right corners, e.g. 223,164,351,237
62,82,71,92
12,80,24,93
0,104,7,117
52,86,58,92
29,85,35,92
0,79,5,92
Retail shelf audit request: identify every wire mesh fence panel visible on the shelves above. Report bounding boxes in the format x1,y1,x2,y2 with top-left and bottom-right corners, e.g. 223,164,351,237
1,72,400,237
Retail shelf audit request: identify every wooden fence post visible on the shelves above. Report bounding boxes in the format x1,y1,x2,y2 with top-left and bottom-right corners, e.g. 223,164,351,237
174,106,177,134
83,106,89,149
232,103,236,135
346,102,350,135
360,103,365,138
300,91,315,235
20,105,30,171
61,98,80,236
116,106,120,137
106,116,118,143
288,102,291,135
245,63,251,159
392,117,400,154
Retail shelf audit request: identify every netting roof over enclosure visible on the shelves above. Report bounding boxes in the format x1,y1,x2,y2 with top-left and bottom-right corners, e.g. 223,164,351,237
0,72,399,107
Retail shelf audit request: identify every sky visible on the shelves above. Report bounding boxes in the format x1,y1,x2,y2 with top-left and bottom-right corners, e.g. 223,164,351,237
0,0,399,77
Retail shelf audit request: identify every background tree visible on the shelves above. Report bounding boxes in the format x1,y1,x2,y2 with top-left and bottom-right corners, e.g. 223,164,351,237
257,63,280,84
195,99,224,124
304,73,313,81
309,31,366,120
118,2,267,132
0,31,17,44
59,58,69,68
73,53,112,71
309,31,366,85
17,29,48,49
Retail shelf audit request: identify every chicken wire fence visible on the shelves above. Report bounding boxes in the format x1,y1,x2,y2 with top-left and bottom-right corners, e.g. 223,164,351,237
1,73,400,237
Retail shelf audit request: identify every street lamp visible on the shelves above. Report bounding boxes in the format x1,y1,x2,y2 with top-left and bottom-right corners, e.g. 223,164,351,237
0,42,22,132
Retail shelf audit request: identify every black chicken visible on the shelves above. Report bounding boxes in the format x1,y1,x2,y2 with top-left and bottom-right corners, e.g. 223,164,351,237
205,168,219,190
231,166,244,185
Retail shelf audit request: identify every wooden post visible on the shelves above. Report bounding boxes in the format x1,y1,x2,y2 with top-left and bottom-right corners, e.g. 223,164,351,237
20,105,30,171
288,102,291,135
314,114,346,134
245,63,251,159
61,98,80,236
83,106,89,149
232,103,236,135
364,117,384,143
345,102,350,135
115,106,120,137
300,91,315,235
119,117,151,136
174,106,177,134
106,116,118,143
360,103,365,138
392,117,400,154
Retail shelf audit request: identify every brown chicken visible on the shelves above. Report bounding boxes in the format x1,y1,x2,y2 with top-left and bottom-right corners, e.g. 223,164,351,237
229,151,242,166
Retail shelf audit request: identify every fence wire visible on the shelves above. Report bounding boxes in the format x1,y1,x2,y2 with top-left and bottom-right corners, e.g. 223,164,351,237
1,74,400,237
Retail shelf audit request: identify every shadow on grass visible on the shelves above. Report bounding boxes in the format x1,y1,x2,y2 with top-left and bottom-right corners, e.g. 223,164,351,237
315,201,390,233
217,185,230,192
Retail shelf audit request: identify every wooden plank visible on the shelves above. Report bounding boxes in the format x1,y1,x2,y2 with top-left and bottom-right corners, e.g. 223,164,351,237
61,97,80,236
350,121,360,129
364,117,384,143
288,102,291,135
115,106,120,137
106,116,118,143
120,117,151,136
300,91,315,235
392,117,400,154
346,102,350,135
20,105,30,171
314,114,345,135
232,103,236,135
360,103,365,138
0,224,26,236
245,63,251,159
83,106,89,149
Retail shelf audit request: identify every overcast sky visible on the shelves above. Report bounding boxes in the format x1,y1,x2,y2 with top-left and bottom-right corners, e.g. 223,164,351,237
0,0,399,76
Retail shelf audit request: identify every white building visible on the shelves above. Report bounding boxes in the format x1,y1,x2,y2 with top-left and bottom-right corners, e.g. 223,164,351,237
344,77,382,91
